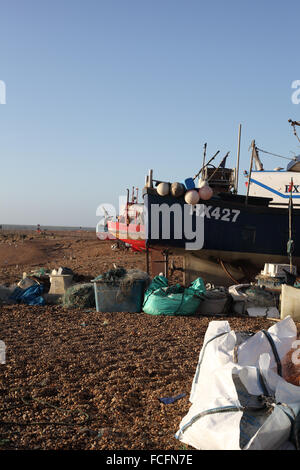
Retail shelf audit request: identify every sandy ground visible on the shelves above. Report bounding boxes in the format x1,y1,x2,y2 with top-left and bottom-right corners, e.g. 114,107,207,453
0,230,292,450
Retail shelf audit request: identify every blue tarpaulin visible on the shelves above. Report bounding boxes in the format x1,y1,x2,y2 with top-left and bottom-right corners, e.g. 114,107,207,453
10,284,45,306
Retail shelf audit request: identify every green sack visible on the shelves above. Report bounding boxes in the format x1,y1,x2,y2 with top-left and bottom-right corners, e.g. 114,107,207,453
142,275,206,316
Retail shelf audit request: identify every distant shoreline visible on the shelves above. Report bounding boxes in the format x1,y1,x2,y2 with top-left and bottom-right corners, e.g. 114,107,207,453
0,224,95,232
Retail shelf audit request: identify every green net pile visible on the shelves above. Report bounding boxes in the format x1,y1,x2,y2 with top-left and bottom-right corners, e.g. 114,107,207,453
244,286,277,307
93,267,151,300
62,283,95,308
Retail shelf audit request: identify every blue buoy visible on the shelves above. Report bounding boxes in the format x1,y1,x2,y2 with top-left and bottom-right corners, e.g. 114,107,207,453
184,178,195,190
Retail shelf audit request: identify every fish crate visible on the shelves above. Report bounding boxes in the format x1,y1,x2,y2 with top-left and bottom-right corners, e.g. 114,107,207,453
261,263,297,278
91,279,146,313
49,274,73,295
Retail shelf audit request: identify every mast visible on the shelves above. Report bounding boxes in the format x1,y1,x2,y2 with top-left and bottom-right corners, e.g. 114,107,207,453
288,178,294,272
202,143,207,178
234,124,242,194
245,140,255,205
126,188,129,225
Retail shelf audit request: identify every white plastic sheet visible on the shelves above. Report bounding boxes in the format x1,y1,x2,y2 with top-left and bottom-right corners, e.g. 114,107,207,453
246,306,280,319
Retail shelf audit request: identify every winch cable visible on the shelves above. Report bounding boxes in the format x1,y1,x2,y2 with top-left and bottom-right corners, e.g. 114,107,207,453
256,147,297,162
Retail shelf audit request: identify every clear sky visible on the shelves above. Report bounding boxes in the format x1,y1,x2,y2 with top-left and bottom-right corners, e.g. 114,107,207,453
1,0,300,227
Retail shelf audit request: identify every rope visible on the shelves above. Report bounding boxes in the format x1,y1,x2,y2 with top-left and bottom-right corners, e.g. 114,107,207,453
256,147,297,162
288,119,300,144
219,259,240,284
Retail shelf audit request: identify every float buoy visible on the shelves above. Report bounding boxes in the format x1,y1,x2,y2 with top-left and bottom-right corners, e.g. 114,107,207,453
157,182,170,196
170,182,185,198
185,189,200,205
199,184,213,200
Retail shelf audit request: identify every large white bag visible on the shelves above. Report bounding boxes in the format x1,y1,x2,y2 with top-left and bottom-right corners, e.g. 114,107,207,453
176,316,300,450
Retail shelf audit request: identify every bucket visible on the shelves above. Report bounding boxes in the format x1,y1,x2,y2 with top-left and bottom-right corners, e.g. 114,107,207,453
92,279,146,313
197,289,229,315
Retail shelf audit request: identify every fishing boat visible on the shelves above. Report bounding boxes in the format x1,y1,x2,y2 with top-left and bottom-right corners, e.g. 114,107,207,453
142,125,300,285
246,155,300,205
106,202,146,252
246,120,300,204
96,187,146,252
103,121,300,285
143,185,297,285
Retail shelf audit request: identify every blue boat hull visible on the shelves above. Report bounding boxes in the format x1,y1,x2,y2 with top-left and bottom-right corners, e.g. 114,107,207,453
144,191,299,269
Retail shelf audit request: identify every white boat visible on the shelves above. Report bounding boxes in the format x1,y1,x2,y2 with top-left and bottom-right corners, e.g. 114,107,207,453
247,155,300,206
247,120,300,206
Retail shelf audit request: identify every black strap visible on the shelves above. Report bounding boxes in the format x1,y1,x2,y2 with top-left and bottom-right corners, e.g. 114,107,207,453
262,330,282,377
193,331,229,387
177,397,275,438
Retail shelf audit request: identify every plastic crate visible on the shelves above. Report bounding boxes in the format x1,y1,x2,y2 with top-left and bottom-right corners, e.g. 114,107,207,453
91,279,145,313
49,274,73,294
261,263,297,277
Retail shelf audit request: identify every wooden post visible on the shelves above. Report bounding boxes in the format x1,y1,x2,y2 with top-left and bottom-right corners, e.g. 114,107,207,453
163,250,169,278
289,178,294,272
201,143,207,181
245,140,255,206
146,245,150,274
148,169,153,188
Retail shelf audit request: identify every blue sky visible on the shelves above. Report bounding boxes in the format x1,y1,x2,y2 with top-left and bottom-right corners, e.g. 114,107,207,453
1,0,300,226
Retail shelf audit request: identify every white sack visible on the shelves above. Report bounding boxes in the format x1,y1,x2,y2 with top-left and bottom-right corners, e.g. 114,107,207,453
176,316,300,450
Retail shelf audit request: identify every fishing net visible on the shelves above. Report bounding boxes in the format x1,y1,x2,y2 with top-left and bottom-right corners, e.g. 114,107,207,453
120,268,151,291
93,267,151,302
0,285,16,304
62,283,95,308
62,268,151,309
244,286,277,307
94,267,127,282
30,267,51,277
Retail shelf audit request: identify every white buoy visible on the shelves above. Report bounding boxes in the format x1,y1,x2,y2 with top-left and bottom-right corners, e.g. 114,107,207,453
157,182,170,196
185,189,200,205
170,182,185,198
198,179,208,189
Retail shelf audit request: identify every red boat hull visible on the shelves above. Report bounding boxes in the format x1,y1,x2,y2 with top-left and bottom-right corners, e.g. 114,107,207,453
98,221,146,252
